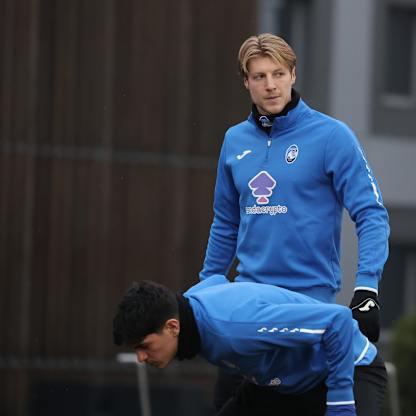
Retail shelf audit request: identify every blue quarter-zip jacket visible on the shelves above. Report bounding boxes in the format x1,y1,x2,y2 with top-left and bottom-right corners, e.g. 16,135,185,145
200,100,389,302
184,275,376,406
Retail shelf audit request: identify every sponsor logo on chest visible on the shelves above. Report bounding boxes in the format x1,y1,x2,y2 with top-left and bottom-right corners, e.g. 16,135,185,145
246,171,287,216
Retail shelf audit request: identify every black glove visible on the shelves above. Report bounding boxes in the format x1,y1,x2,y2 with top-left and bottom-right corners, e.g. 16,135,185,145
349,290,380,342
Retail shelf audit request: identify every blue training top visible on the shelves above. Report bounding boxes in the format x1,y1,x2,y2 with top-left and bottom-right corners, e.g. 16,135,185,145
185,275,376,407
200,99,389,302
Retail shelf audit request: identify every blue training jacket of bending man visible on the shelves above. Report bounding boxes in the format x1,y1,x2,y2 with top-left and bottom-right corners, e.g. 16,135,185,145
184,275,376,411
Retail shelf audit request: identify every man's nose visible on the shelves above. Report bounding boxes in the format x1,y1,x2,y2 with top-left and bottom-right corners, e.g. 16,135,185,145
136,350,148,363
265,74,276,90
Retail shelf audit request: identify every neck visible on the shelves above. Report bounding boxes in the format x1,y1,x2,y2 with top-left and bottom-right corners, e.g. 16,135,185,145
175,293,201,361
252,88,300,132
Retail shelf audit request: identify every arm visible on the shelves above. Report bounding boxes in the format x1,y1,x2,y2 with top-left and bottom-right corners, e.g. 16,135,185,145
325,123,389,291
199,138,240,280
325,123,389,341
234,303,356,408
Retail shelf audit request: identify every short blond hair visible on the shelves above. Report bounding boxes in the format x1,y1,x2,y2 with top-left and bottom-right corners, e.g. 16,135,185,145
238,33,297,77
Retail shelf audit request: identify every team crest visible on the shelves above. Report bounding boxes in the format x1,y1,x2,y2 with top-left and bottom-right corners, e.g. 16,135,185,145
285,144,299,164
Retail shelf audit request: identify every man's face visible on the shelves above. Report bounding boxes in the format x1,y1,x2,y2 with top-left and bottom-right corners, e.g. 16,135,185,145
133,319,179,368
244,55,296,115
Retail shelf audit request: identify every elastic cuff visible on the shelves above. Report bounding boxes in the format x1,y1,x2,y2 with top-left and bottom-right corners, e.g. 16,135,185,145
355,274,378,293
354,286,378,295
326,387,354,404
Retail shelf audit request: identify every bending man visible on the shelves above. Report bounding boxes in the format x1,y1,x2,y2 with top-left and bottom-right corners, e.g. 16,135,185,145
113,276,387,416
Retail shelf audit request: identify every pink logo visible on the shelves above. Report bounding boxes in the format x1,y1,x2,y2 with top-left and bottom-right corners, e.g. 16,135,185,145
248,171,276,204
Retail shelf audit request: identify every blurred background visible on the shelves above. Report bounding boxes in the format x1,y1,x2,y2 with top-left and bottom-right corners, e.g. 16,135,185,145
1,0,415,415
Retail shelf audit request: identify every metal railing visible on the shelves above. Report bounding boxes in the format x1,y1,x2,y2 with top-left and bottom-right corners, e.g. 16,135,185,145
117,353,152,416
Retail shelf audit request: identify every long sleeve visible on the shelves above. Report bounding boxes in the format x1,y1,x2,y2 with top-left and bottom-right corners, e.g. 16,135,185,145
232,303,356,405
199,138,240,280
324,123,390,292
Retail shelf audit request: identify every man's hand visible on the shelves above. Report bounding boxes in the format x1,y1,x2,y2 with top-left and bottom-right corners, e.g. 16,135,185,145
326,404,356,415
349,290,380,342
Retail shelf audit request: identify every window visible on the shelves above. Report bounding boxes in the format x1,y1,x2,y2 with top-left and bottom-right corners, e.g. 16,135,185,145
373,1,416,136
382,6,416,106
384,7,416,96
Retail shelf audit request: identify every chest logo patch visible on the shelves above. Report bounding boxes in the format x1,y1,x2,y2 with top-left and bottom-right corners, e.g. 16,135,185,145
236,149,252,160
248,171,276,204
285,144,299,164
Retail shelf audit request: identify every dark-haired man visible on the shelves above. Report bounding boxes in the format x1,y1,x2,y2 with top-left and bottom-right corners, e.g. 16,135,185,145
113,276,387,416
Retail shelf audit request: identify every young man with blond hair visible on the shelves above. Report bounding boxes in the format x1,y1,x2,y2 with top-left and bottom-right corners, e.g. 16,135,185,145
199,33,389,414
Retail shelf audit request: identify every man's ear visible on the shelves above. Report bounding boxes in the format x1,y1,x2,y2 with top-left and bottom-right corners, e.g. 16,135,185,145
165,318,180,337
291,67,296,84
244,76,249,89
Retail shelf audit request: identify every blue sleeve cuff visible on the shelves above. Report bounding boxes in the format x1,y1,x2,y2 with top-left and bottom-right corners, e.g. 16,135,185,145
326,386,354,404
355,273,379,293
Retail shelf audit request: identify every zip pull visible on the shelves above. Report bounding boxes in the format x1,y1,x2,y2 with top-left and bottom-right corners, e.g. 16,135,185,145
267,139,272,147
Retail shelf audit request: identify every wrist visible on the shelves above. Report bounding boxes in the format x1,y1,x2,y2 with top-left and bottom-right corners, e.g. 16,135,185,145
355,273,379,292
354,286,378,295
326,386,355,405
